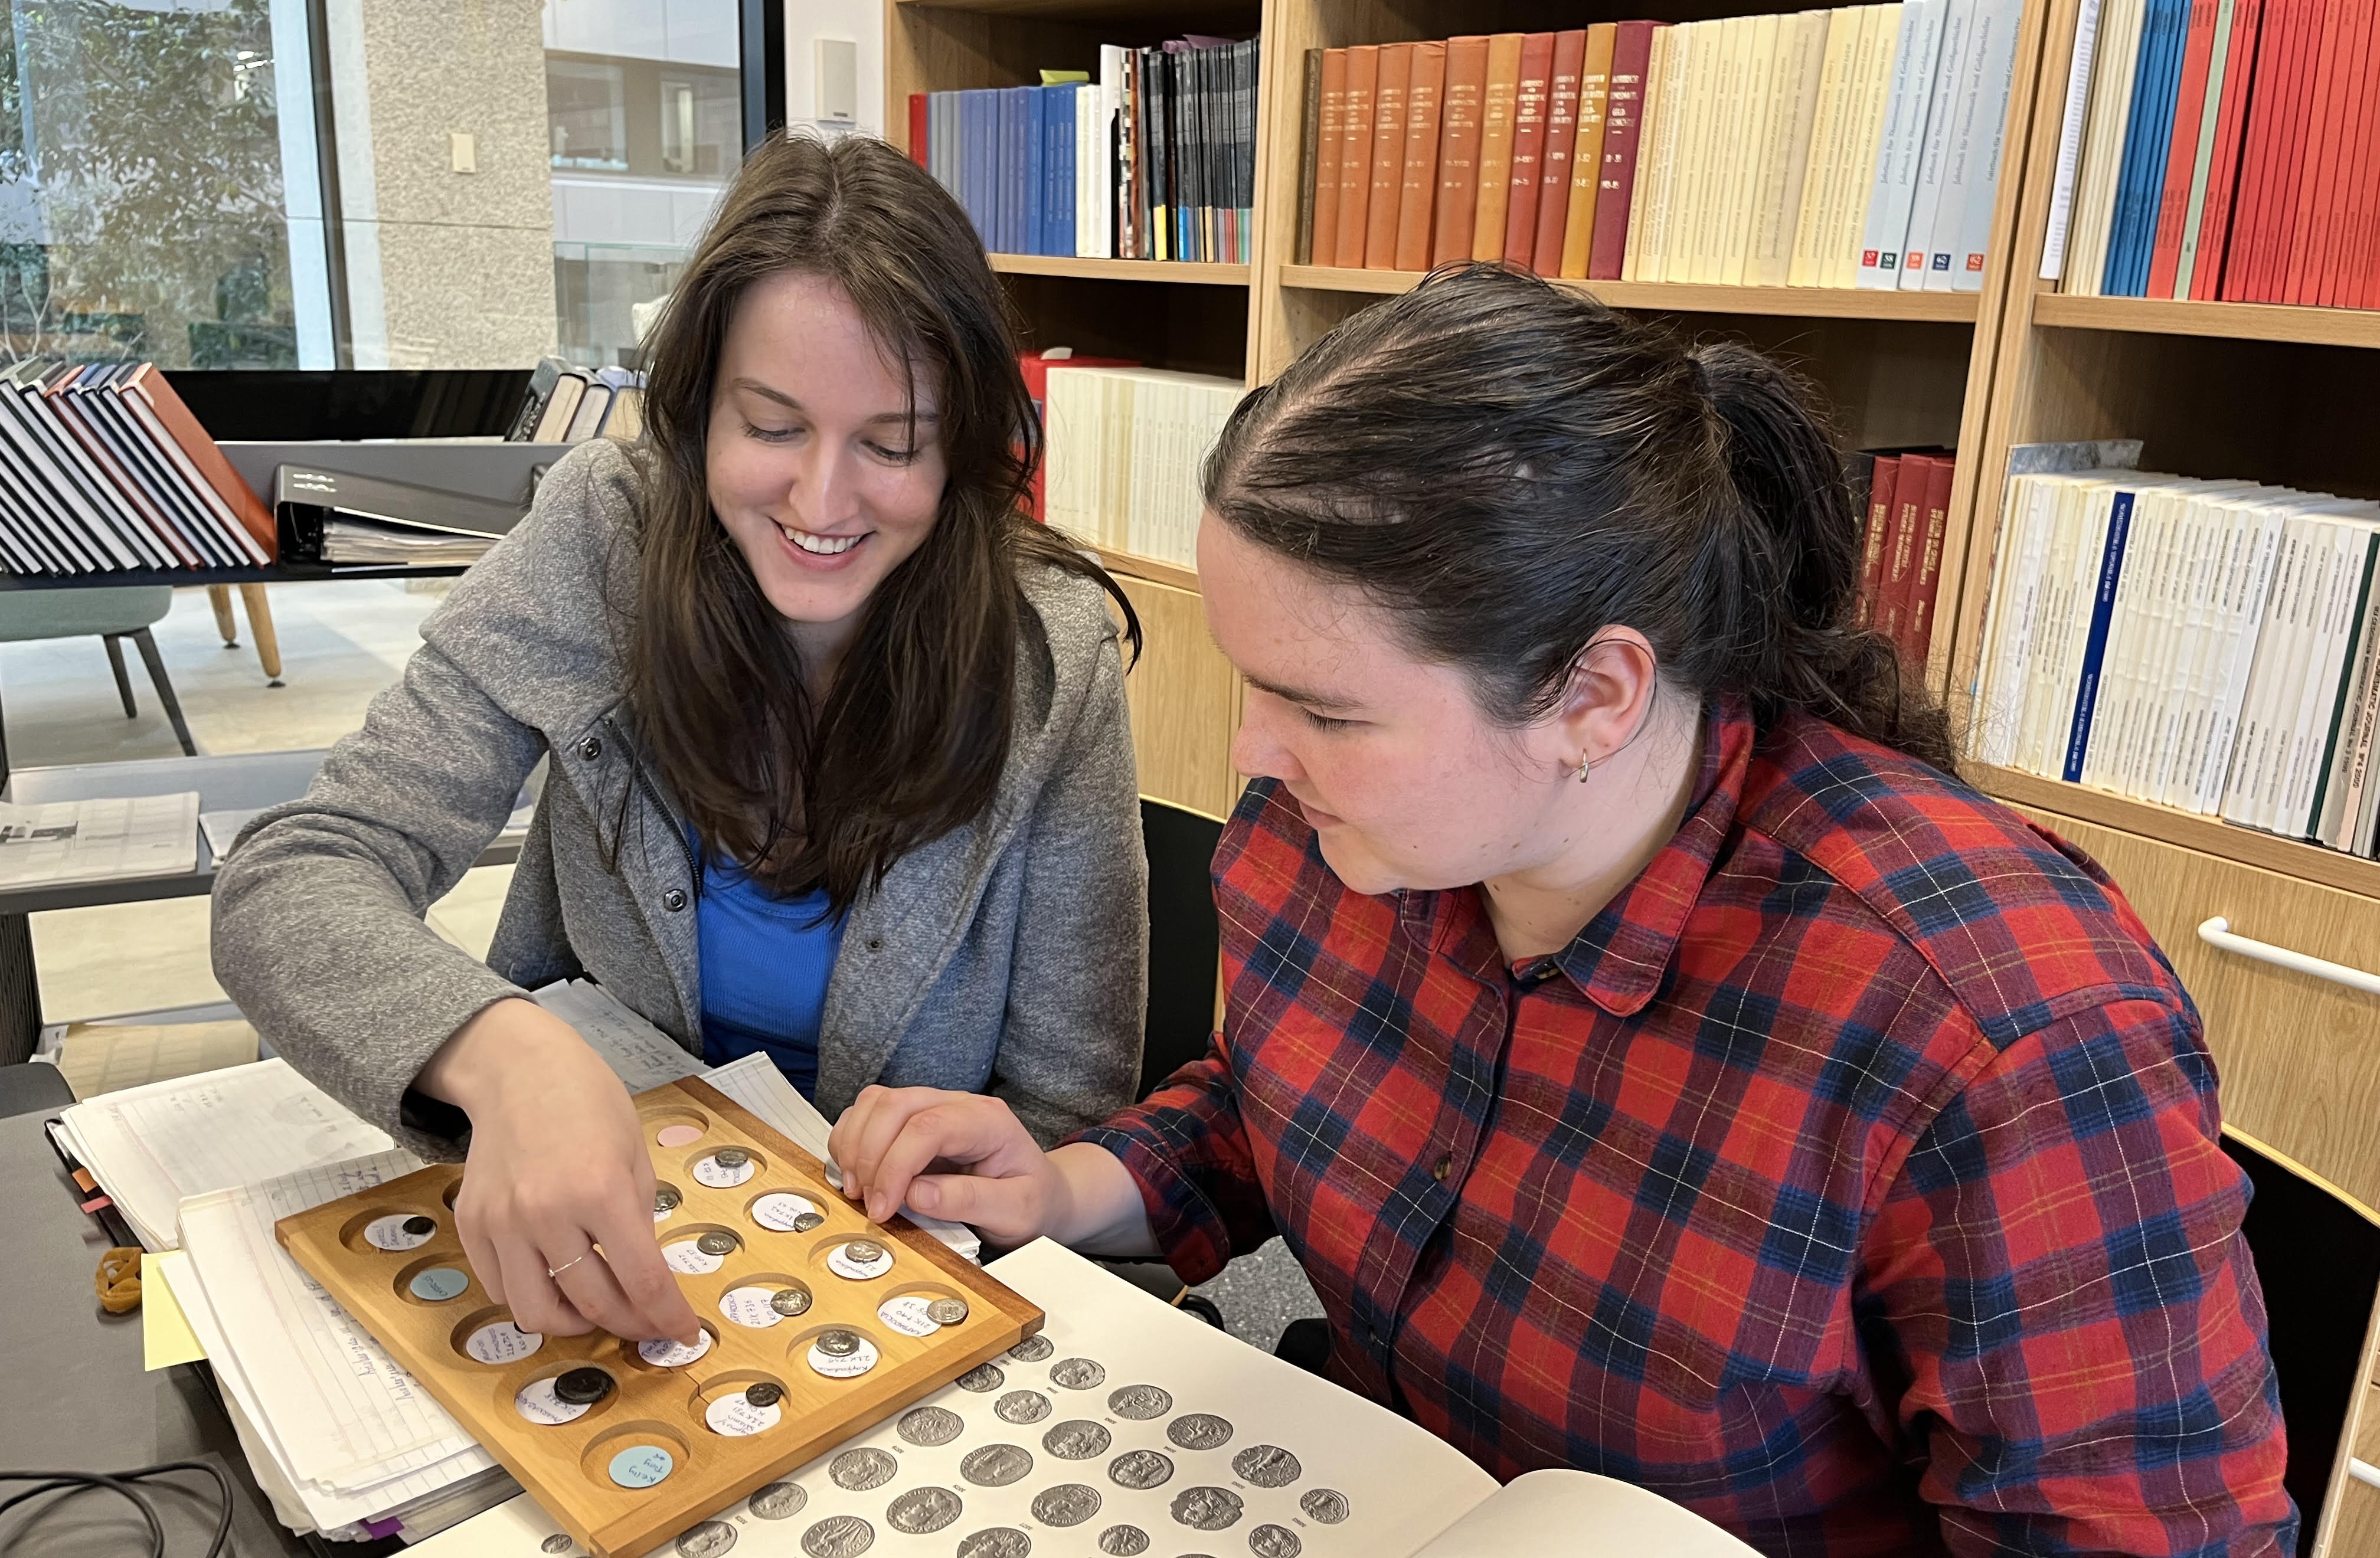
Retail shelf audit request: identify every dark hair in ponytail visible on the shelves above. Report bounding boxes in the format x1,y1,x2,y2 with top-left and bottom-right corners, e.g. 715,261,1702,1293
1201,264,1956,774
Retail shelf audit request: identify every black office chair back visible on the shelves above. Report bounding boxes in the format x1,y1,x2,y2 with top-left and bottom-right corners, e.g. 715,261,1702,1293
2222,1130,2380,1553
1139,797,1227,1101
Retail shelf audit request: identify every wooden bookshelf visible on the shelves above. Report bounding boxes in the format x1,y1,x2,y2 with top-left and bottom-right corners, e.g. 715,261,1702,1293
987,253,1251,284
2031,292,2380,349
1281,263,1985,322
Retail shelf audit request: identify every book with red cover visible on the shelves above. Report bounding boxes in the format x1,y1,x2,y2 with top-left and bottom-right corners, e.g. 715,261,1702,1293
1334,47,1381,272
1875,454,1936,648
2146,0,2224,297
1857,457,1903,629
2353,9,2380,306
908,94,929,168
2222,0,2292,299
1364,43,1416,268
1502,32,1558,264
119,365,275,561
1905,456,1957,665
2312,0,2377,305
1588,21,1665,280
1310,48,1349,267
1017,351,1139,521
1530,30,1590,275
1432,37,1492,264
2188,0,2266,299
1395,42,1449,271
2240,0,2325,299
2282,0,2355,302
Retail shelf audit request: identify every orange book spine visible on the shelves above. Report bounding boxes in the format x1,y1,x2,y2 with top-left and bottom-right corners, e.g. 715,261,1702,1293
2283,0,2352,303
1395,42,1448,271
2313,0,2378,305
1529,30,1589,275
1558,24,1618,277
1471,34,1526,261
1905,456,1957,664
1332,46,1381,273
122,365,276,561
1364,43,1415,268
1310,48,1349,267
1502,32,1557,264
1432,36,1492,264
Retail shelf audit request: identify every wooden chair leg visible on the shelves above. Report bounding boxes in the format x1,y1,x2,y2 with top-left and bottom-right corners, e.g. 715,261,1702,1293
207,585,239,646
130,628,197,756
102,633,138,717
237,584,282,684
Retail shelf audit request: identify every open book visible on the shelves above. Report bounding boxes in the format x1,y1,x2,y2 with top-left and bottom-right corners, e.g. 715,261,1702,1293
411,1239,1755,1558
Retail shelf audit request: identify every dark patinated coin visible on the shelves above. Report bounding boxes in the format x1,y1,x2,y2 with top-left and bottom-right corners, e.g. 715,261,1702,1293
790,1210,825,1232
745,1382,784,1409
815,1328,861,1357
552,1367,613,1406
712,1147,751,1168
696,1231,738,1257
770,1286,813,1318
926,1297,969,1325
401,1215,436,1237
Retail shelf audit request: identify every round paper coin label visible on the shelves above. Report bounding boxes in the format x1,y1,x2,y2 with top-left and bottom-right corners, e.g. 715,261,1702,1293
652,1204,673,1225
808,1337,881,1378
638,1331,712,1368
465,1321,543,1364
827,1243,892,1281
408,1266,470,1302
512,1377,591,1425
876,1294,939,1336
705,1393,782,1436
364,1214,435,1251
692,1154,756,1189
719,1285,784,1328
663,1240,725,1275
655,1124,704,1148
750,1192,822,1232
607,1444,675,1489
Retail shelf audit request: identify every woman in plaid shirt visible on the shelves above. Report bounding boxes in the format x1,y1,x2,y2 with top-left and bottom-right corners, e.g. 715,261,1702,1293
833,266,2293,1556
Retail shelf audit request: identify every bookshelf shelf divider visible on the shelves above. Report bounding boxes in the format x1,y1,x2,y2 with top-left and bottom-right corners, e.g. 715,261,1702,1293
2029,291,2380,350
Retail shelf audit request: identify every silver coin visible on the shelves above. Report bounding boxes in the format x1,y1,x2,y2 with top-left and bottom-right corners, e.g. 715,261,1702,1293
1106,1384,1172,1420
797,1514,871,1558
1049,1356,1106,1389
958,1443,1034,1487
748,1482,808,1521
1042,1419,1112,1460
1107,1449,1174,1491
993,1389,1051,1425
815,1328,861,1357
654,1186,681,1214
1299,1489,1351,1525
926,1297,969,1325
1030,1484,1101,1528
791,1210,825,1232
828,1448,898,1492
1097,1526,1150,1556
1006,1334,1053,1363
695,1230,738,1256
1165,1412,1234,1451
540,1537,576,1556
1231,1445,1301,1488
843,1238,885,1263
1168,1486,1245,1531
769,1286,813,1318
713,1147,751,1168
897,1404,965,1445
744,1382,784,1409
954,1531,1031,1558
1248,1524,1302,1558
884,1487,963,1536
956,1361,1004,1392
675,1520,737,1558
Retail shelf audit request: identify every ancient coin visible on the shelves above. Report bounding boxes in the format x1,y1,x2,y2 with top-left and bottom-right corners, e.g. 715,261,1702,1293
674,1520,735,1558
552,1367,613,1406
1107,1449,1174,1491
1298,1489,1351,1524
714,1147,751,1168
1030,1484,1101,1528
1048,1357,1106,1389
897,1405,964,1446
745,1382,784,1409
1165,1413,1234,1451
815,1328,861,1357
748,1192,818,1231
957,1443,1034,1488
1106,1384,1172,1420
956,1362,1005,1392
926,1297,969,1325
654,1186,681,1215
1168,1486,1245,1531
541,1534,576,1554
747,1482,808,1521
1096,1526,1150,1556
1230,1445,1301,1488
365,1214,436,1251
1006,1335,1054,1363
769,1286,813,1318
828,1447,898,1492
401,1215,436,1238
1042,1420,1113,1460
993,1389,1051,1425
1247,1524,1302,1558
695,1230,738,1257
884,1487,963,1536
954,1530,1031,1558
844,1238,884,1264
797,1514,872,1558
792,1211,825,1232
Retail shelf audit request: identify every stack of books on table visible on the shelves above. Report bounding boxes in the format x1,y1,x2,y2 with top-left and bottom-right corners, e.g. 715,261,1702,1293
1040,366,1243,567
1293,5,2022,291
1970,467,2380,853
504,359,645,445
0,361,275,576
910,36,1261,263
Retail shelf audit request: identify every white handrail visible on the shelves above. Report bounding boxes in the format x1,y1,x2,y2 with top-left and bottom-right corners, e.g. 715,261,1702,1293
2196,918,2380,998
2351,1456,2380,1491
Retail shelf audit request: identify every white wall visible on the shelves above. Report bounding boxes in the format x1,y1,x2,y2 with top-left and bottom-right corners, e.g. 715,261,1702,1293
784,0,882,135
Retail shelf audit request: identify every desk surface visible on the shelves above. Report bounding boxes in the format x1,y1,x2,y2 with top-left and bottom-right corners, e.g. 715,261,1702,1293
0,1108,312,1556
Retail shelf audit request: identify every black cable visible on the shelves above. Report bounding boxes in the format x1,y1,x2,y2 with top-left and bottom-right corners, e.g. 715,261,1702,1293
0,1459,235,1558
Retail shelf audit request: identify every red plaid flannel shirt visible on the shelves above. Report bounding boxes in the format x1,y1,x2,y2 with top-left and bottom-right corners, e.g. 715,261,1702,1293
1077,701,2291,1556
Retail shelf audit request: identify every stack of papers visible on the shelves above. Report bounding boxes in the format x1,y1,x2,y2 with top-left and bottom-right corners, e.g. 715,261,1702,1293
0,791,198,889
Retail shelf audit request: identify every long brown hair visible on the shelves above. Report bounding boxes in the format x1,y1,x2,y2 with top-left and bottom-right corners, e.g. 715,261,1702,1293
624,132,1137,908
1202,264,1956,773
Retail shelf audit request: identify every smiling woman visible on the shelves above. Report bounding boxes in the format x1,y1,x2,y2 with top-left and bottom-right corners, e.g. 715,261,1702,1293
211,133,1150,1350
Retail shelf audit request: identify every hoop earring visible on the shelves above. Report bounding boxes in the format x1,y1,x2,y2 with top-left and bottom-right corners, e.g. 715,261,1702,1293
1574,756,1592,784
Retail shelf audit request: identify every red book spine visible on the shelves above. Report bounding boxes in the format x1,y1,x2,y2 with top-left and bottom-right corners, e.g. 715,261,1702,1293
1907,456,1957,665
1858,457,1903,629
2313,0,2378,305
2250,0,2327,299
2282,0,2352,303
2190,0,2265,299
2358,17,2380,305
1502,32,1557,264
1333,46,1381,273
1531,30,1589,275
1433,37,1492,265
1311,48,1349,268
908,94,929,167
1876,456,1934,649
1588,21,1663,280
2147,0,2224,298
2222,0,2294,299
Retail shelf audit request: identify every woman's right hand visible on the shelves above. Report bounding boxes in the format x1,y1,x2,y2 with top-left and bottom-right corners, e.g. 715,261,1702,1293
416,998,702,1344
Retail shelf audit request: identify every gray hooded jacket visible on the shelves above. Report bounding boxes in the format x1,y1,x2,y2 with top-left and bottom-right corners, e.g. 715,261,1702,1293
210,438,1148,1158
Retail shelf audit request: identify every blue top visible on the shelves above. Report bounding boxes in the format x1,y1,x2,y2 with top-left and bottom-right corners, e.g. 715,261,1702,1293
694,851,845,1099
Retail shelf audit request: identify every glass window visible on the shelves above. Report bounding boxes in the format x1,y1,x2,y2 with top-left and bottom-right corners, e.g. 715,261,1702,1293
548,58,629,171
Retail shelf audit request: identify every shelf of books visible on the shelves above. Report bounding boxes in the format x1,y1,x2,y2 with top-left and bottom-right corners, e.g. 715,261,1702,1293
987,253,1252,284
1280,260,1983,319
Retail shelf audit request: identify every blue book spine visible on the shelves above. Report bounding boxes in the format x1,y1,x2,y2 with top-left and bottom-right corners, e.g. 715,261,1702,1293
1053,85,1078,258
1008,87,1034,254
2104,0,2186,294
958,91,988,246
2064,490,2137,782
1022,87,1047,254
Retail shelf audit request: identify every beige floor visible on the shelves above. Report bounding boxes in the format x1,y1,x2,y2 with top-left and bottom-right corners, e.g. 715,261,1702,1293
11,580,516,1022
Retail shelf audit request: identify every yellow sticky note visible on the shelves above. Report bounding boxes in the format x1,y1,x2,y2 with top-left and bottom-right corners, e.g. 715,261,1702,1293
143,1251,207,1370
